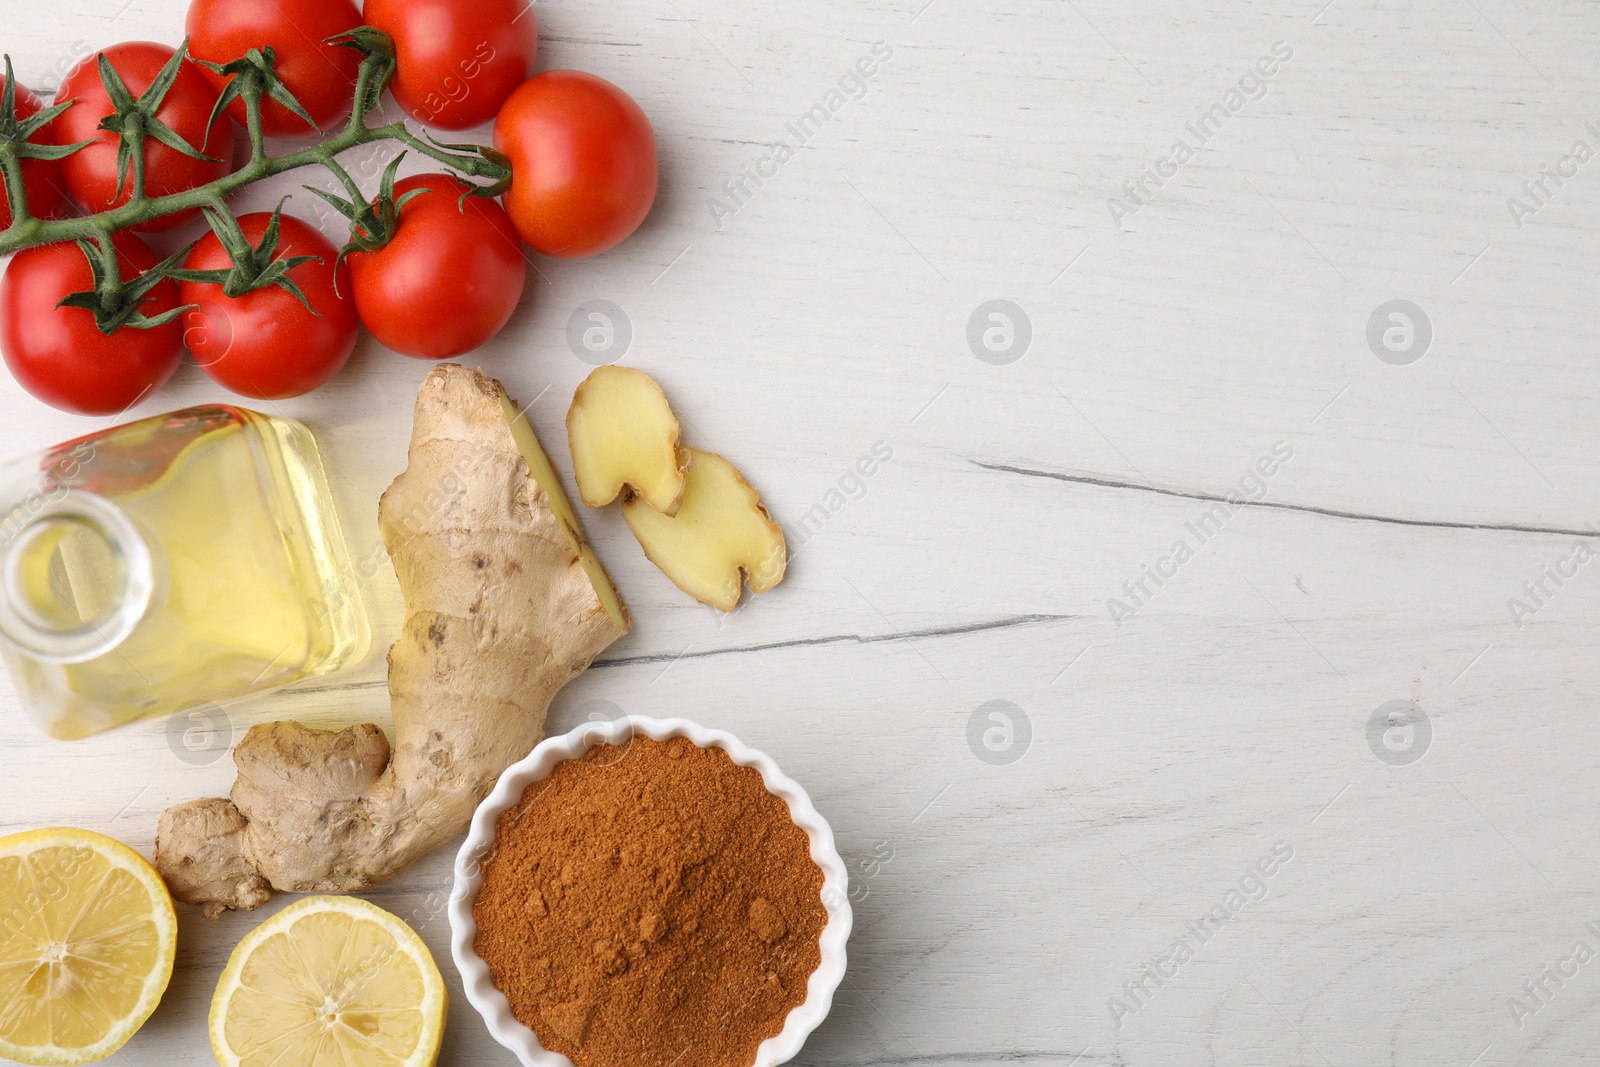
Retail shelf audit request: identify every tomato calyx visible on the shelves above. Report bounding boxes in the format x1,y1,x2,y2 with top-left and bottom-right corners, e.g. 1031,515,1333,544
192,47,319,139
55,237,196,335
93,38,222,201
326,27,399,114
0,57,87,165
172,198,324,312
305,152,428,267
0,57,91,226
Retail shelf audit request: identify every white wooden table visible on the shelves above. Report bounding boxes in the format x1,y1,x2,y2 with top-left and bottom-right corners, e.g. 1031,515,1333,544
5,1,1600,1064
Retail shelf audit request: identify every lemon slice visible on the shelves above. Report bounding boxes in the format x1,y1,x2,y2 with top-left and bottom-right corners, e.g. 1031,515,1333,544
210,895,447,1067
0,827,178,1066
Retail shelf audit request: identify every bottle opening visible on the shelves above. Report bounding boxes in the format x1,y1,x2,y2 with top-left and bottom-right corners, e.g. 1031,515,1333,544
0,492,153,663
8,516,118,631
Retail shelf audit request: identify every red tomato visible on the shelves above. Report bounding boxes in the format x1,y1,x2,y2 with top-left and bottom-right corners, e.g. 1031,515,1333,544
187,0,364,137
348,174,526,359
0,75,69,229
364,0,537,131
53,42,232,232
493,71,657,258
180,212,358,399
0,234,185,415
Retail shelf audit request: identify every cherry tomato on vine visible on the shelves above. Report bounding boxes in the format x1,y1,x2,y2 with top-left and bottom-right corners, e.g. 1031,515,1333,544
364,0,537,131
348,174,526,359
180,212,358,399
53,42,232,232
0,75,69,229
493,71,657,258
0,234,185,415
187,0,364,137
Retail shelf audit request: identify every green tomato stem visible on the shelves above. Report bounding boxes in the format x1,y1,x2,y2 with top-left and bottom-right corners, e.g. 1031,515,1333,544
321,155,366,207
200,189,254,267
0,145,31,227
242,86,268,165
126,125,148,209
86,231,123,314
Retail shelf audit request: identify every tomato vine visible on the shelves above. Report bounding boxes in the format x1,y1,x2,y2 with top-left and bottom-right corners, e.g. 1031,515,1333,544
0,31,510,309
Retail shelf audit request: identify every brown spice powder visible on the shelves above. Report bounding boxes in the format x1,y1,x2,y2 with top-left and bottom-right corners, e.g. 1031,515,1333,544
473,735,826,1067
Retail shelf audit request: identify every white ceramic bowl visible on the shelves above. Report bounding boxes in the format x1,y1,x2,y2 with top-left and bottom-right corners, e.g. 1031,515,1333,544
449,715,852,1067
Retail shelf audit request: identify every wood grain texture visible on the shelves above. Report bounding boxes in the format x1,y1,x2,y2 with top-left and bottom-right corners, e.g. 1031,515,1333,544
3,0,1600,1064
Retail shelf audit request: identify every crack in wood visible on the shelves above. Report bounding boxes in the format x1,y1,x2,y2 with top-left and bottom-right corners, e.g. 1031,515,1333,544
592,612,1078,668
284,614,1078,694
975,460,1597,539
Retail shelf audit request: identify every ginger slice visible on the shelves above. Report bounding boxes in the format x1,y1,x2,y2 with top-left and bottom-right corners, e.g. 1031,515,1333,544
623,447,786,612
156,365,630,916
566,366,686,514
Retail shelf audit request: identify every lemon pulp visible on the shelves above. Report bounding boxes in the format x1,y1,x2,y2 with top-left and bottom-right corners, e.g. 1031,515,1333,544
211,895,446,1067
0,829,177,1066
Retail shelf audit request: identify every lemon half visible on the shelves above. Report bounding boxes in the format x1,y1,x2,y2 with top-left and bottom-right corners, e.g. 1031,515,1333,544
210,894,447,1067
0,827,178,1066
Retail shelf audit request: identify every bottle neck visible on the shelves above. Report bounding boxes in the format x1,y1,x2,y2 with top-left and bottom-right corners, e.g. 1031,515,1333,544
0,490,154,663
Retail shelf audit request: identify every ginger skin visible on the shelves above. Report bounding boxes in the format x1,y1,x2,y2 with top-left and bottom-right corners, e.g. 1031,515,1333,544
156,365,630,917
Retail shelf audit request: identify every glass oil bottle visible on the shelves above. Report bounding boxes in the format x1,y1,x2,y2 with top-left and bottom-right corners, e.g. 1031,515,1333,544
0,406,369,740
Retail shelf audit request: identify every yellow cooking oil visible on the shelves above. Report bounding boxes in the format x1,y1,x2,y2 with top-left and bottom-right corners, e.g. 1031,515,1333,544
0,406,369,740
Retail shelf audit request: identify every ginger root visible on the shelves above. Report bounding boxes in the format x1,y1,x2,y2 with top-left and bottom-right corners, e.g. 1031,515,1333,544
566,365,686,514
155,365,630,916
623,447,786,612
